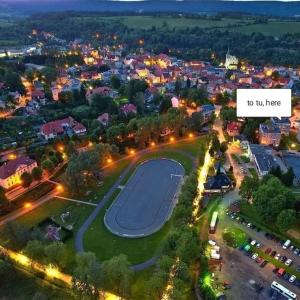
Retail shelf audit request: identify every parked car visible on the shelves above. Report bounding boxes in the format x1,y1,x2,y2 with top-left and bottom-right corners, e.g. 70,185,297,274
283,240,291,249
272,267,279,274
275,253,281,260
280,256,287,263
289,275,296,283
296,266,300,272
256,257,263,264
256,243,262,248
265,248,272,255
252,253,258,260
283,273,290,281
250,240,257,246
277,268,286,277
270,250,276,257
260,260,268,268
285,259,293,266
294,248,299,255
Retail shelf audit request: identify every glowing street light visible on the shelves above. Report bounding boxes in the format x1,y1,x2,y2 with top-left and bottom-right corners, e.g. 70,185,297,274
169,137,175,142
150,141,156,147
189,133,194,138
8,153,17,160
130,149,135,155
291,143,296,148
58,145,64,152
24,202,32,209
56,184,64,192
88,141,93,147
107,158,112,164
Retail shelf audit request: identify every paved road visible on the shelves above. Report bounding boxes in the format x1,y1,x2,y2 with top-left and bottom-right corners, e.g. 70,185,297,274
0,190,58,227
75,143,198,270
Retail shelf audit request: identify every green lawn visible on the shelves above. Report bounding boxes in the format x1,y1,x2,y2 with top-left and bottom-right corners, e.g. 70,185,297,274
223,226,248,248
226,21,300,36
83,138,207,264
72,16,249,30
83,186,171,264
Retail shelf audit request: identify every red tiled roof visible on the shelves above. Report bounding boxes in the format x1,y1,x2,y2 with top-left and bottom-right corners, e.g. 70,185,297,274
227,122,240,132
0,156,36,179
41,117,86,136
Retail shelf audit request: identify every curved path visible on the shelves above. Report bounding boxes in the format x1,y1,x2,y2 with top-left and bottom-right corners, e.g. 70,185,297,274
75,140,198,271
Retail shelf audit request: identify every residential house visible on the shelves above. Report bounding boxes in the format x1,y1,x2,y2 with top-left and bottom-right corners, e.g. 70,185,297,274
41,117,86,140
0,156,37,189
226,122,241,137
259,123,281,147
271,117,290,136
199,104,215,123
248,144,277,176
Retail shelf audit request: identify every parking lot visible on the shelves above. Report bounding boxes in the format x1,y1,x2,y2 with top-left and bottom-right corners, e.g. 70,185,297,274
210,206,300,299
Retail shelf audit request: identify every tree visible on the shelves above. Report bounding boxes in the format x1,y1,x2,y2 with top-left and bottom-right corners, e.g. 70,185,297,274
20,172,33,188
44,242,67,268
102,254,133,298
144,270,168,300
159,96,172,114
175,79,181,96
59,91,73,104
3,221,31,248
253,176,295,222
276,209,297,231
110,75,121,89
41,159,55,173
239,175,259,201
24,240,45,261
73,252,103,287
31,167,43,181
281,167,294,187
188,112,203,131
91,95,113,114
64,144,111,194
0,186,9,208
4,71,25,94
40,67,57,85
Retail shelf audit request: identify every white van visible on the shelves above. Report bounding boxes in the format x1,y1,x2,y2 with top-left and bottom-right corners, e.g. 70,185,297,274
283,240,291,250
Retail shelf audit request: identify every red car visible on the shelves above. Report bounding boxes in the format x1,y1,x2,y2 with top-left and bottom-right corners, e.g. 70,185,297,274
265,248,272,255
277,268,286,277
256,257,263,264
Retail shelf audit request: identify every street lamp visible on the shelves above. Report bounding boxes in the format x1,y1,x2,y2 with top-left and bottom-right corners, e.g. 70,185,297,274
24,202,32,209
170,137,175,142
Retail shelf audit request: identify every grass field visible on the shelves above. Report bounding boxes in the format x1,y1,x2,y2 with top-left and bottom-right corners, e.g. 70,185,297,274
83,137,207,264
226,21,300,36
71,15,300,36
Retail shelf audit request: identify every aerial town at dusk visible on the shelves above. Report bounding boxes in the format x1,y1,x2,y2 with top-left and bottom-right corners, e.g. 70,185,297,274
0,1,300,299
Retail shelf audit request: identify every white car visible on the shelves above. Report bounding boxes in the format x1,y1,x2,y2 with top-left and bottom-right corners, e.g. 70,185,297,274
289,275,296,283
247,223,252,228
285,259,293,266
252,253,258,260
275,253,281,260
250,240,257,246
256,243,261,248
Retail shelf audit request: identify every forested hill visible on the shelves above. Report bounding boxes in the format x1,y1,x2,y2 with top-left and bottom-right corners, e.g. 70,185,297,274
1,12,300,66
